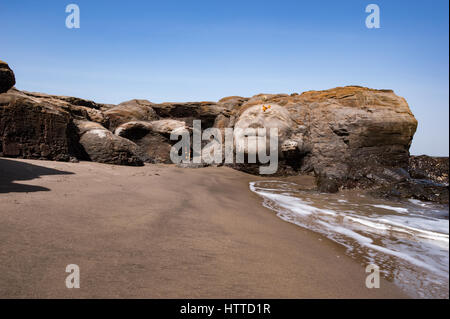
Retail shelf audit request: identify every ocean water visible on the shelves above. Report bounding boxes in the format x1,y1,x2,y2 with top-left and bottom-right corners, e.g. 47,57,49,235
250,181,449,298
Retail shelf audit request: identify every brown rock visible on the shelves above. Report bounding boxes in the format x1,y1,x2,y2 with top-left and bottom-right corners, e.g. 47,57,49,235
152,102,225,128
0,61,16,93
15,90,109,126
232,86,417,185
105,99,158,130
409,155,449,185
115,119,187,163
0,90,80,161
217,96,249,111
75,121,143,166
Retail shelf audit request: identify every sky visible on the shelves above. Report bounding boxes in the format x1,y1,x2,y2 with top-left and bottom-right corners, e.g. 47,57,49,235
0,0,448,156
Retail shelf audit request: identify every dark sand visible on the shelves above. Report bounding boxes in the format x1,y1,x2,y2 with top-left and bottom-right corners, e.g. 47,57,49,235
0,158,407,298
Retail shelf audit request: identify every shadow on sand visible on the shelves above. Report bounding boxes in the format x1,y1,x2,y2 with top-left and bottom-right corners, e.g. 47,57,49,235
0,158,74,193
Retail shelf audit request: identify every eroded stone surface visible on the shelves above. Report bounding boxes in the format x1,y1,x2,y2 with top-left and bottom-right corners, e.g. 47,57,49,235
0,61,15,93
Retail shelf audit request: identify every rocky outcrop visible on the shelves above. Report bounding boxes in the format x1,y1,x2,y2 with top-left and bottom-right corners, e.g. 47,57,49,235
104,99,159,130
0,61,15,93
0,90,77,161
409,155,449,185
236,87,418,182
114,119,187,163
226,87,418,185
152,102,226,128
16,90,109,126
76,121,143,166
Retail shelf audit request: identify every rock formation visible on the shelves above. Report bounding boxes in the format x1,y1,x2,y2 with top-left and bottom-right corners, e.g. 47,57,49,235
1,61,447,203
76,120,143,166
409,155,449,185
0,61,15,93
114,119,187,163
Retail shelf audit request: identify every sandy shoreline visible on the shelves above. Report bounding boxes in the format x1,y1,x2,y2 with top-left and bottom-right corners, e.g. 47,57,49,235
0,158,406,298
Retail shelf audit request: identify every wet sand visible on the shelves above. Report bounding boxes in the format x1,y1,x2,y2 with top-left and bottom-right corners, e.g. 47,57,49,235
0,158,407,298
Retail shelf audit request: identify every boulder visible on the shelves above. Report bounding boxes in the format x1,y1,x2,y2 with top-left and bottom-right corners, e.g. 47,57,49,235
17,90,109,126
232,87,417,185
104,99,158,130
152,102,225,128
0,61,16,93
0,90,81,161
317,175,340,193
76,120,143,166
217,96,249,111
114,119,187,163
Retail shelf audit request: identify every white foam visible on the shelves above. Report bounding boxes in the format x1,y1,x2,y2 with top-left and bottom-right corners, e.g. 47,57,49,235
249,180,450,298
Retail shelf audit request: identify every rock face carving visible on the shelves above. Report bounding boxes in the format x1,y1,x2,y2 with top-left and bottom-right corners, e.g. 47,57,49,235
233,104,297,155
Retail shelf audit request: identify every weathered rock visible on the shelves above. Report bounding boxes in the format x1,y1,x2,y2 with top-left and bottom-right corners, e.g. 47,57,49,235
217,96,249,111
232,87,417,184
152,102,226,128
148,119,187,135
14,90,109,126
76,120,143,166
105,99,159,130
317,175,340,193
114,119,187,163
0,61,16,93
369,179,449,204
0,90,81,161
409,155,449,185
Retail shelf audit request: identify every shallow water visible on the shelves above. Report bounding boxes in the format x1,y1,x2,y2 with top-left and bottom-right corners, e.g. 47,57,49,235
250,180,449,298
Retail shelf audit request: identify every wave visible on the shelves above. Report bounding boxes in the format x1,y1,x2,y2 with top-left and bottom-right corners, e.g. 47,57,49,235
250,181,449,298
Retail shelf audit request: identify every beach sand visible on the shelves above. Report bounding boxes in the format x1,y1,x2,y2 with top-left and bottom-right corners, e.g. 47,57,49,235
0,158,407,298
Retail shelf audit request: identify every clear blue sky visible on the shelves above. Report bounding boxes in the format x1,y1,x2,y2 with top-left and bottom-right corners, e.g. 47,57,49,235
1,0,448,155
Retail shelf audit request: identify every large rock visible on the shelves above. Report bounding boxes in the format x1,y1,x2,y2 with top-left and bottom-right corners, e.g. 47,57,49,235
104,99,159,130
232,87,417,185
115,119,187,163
152,102,226,128
297,87,417,185
0,61,15,93
17,90,109,126
0,90,81,161
76,120,143,166
217,96,249,111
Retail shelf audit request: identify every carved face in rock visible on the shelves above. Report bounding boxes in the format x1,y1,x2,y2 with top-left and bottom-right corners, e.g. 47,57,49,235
233,104,296,155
